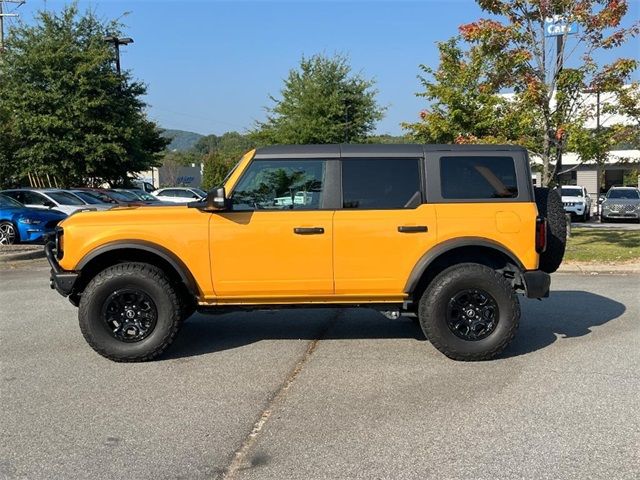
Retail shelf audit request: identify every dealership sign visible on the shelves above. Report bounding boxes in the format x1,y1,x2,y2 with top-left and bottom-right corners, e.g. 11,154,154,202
544,15,578,37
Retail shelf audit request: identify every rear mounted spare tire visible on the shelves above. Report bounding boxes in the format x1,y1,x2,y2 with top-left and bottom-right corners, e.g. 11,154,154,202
534,187,566,273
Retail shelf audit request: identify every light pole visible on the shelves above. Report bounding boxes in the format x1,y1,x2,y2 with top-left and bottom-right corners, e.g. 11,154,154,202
103,35,133,74
584,86,603,217
0,1,25,53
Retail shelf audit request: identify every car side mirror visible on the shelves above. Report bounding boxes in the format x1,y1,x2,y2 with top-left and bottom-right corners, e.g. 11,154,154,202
205,187,228,211
44,200,56,208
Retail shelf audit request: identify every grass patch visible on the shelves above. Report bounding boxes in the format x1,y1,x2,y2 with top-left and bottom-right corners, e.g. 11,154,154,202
564,229,640,263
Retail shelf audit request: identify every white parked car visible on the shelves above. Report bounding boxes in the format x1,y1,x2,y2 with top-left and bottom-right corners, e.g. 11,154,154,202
0,189,106,216
152,187,207,203
560,185,592,221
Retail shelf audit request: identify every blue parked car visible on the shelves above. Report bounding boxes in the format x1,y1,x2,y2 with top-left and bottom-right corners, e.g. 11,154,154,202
0,194,67,245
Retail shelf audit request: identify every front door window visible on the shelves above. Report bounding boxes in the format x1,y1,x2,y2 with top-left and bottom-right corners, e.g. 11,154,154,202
231,159,326,210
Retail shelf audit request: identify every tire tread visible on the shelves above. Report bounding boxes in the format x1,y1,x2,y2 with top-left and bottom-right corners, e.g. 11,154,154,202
419,263,520,361
78,262,183,362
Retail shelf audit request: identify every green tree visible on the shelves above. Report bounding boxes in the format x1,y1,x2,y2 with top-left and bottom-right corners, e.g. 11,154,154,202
403,38,538,147
405,0,639,186
194,131,253,155
0,5,167,188
201,151,235,190
198,131,254,191
251,54,385,145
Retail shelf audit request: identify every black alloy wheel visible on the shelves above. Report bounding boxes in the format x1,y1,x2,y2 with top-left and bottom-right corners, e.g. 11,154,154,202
446,288,498,341
102,289,158,342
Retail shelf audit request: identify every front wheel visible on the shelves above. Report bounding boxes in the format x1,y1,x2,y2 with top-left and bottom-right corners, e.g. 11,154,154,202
0,221,18,245
418,263,520,361
78,263,184,362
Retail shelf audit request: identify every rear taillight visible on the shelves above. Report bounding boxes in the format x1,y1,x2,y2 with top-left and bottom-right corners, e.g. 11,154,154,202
535,217,547,253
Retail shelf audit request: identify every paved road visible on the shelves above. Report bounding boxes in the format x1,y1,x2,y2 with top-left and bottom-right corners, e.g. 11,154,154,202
1,263,639,480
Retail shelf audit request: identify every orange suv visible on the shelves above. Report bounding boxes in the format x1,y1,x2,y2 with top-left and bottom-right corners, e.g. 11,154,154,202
46,145,566,362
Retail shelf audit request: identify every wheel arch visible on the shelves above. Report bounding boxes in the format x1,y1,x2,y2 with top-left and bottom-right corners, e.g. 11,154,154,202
73,241,199,301
405,237,525,301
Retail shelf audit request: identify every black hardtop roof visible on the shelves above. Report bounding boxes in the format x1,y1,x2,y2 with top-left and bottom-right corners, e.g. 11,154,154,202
253,144,527,159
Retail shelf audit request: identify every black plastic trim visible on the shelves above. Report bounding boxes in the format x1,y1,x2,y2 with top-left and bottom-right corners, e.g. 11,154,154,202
252,144,528,160
523,270,550,298
404,237,525,293
76,241,199,296
45,241,78,297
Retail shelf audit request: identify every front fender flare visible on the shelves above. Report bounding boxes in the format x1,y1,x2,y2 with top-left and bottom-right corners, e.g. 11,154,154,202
76,240,199,296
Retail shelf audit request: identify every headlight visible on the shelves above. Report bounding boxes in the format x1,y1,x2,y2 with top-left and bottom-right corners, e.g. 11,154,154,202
18,218,42,225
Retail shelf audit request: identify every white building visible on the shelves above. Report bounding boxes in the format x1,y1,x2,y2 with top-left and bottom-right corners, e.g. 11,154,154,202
504,86,639,196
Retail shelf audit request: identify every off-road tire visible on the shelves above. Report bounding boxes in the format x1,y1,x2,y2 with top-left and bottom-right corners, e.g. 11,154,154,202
534,187,566,273
418,263,520,361
78,262,184,362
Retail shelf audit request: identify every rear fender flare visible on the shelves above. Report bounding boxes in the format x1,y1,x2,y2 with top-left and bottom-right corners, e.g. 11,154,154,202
404,237,525,294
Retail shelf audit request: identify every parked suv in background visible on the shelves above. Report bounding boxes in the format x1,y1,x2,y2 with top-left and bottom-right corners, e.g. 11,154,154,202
601,187,640,222
560,185,592,221
46,145,566,362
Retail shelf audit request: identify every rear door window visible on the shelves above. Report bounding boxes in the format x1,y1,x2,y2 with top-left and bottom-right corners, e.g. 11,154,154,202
22,191,49,206
341,158,422,209
440,156,518,199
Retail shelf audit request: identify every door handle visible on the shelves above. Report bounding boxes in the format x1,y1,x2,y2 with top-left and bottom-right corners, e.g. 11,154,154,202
398,225,428,233
294,227,325,235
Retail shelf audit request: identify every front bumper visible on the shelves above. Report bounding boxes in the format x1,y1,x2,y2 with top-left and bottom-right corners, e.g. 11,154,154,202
523,270,550,298
45,241,78,297
563,204,586,216
602,211,640,220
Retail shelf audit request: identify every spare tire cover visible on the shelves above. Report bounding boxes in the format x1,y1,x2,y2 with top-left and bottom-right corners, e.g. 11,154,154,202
534,187,567,273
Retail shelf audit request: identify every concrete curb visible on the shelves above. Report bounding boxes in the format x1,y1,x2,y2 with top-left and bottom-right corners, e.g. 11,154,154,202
0,246,45,262
557,262,640,274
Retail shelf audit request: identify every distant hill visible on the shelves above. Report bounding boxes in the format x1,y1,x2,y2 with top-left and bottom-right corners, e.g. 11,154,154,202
161,129,204,152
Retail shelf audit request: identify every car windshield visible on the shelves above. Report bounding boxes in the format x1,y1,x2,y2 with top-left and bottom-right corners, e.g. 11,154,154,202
561,187,583,197
135,191,158,201
607,189,640,199
72,191,107,204
111,190,139,201
47,191,86,205
108,190,136,201
0,194,23,208
192,188,206,197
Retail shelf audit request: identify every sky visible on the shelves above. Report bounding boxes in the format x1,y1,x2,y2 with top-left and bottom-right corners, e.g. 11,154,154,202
6,0,640,136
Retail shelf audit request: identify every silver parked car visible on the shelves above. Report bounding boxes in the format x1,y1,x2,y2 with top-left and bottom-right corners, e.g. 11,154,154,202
0,189,107,216
601,187,640,223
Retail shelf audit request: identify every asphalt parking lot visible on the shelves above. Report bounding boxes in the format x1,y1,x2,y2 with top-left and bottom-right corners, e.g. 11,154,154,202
1,262,639,480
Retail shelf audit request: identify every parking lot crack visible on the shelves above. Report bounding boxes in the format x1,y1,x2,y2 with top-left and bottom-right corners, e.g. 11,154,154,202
218,309,340,479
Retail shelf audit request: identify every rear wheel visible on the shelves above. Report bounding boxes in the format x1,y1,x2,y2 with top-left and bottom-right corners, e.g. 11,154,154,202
418,263,520,361
78,262,184,362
